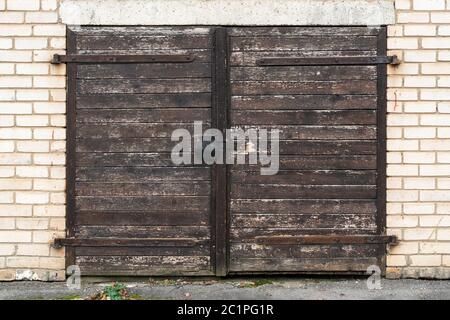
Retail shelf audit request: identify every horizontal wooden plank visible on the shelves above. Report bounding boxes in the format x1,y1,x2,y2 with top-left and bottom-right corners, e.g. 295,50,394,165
75,211,208,226
230,66,377,81
76,196,210,212
77,63,211,79
76,108,211,123
230,243,380,259
231,110,376,125
76,182,210,196
230,184,377,199
230,228,378,241
77,35,212,50
228,27,381,37
230,50,378,66
229,257,379,272
76,137,180,153
76,123,204,138
231,95,377,110
238,125,377,140
78,49,212,62
255,235,397,245
76,226,210,239
231,36,377,52
73,26,213,36
76,255,210,272
76,167,211,182
76,152,176,167
276,140,377,155
76,245,210,256
78,79,211,94
231,80,377,95
231,214,376,229
230,199,377,214
230,170,377,185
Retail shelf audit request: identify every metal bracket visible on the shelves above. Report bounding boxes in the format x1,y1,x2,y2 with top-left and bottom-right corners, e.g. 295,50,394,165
50,54,195,64
257,55,401,66
256,235,399,246
52,237,198,248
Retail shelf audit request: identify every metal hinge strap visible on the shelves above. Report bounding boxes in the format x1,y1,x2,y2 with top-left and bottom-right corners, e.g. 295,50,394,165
51,54,195,64
52,237,198,248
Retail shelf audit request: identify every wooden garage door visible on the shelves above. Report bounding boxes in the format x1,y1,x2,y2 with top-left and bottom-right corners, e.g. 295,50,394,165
227,27,389,273
64,26,215,275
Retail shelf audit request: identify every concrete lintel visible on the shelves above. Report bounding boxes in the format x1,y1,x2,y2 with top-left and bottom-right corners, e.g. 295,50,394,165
60,0,395,26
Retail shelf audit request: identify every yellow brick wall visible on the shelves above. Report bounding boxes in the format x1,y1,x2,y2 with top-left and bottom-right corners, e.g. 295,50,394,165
386,0,450,279
0,0,65,281
1,0,450,280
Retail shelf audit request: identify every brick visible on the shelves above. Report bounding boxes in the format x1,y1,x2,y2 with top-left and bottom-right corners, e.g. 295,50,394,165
0,153,31,165
39,257,64,269
0,204,32,216
49,218,65,231
0,141,14,152
0,89,15,101
33,102,65,114
403,102,436,113
16,191,49,204
32,230,63,243
404,177,435,189
390,242,419,255
41,0,57,11
34,179,65,191
49,63,66,75
0,231,31,243
387,139,419,151
0,76,32,88
438,26,450,36
0,102,32,114
438,103,450,113
410,255,442,267
50,167,65,179
33,205,65,217
413,0,446,10
16,218,48,230
388,38,419,49
387,164,419,176
33,25,66,36
50,115,65,126
420,140,450,151
0,12,24,23
438,229,450,240
50,141,65,152
437,76,450,87
33,153,65,165
388,63,419,75
404,228,436,240
438,128,450,138
25,12,58,23
403,152,435,164
420,165,450,176
404,127,436,138
50,192,65,204
16,244,49,256
0,167,14,177
387,203,403,215
0,50,32,62
0,40,12,50
404,50,436,62
388,25,403,37
50,89,66,102
387,177,402,189
0,244,15,255
422,38,450,49
404,203,435,215
404,25,436,36
16,115,49,127
387,114,419,126
387,127,402,139
387,190,419,202
14,38,47,50
32,50,64,62
421,115,450,126
16,63,49,75
33,76,65,88
397,12,429,23
6,0,40,10
16,140,49,152
420,216,450,227
387,255,407,267
0,128,32,139
0,218,15,229
431,12,450,23
6,257,40,268
437,204,450,214
387,215,418,228
437,152,450,163
16,166,48,178
395,0,411,9
438,50,450,61
444,256,450,266
0,269,15,281
0,25,32,37
404,76,436,88
16,89,49,101
437,178,450,188
421,191,450,202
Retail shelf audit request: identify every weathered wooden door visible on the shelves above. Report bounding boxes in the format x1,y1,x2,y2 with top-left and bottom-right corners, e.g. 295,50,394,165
62,26,215,275
57,26,394,276
227,27,390,273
